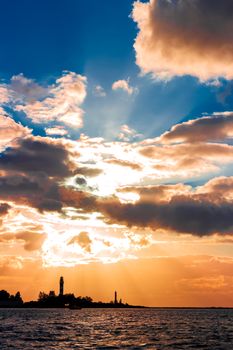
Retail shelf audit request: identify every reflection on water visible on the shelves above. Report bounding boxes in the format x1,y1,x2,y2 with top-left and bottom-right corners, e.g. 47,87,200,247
0,308,233,349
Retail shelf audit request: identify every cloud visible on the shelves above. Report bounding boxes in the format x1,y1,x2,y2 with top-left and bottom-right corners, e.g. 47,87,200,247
10,74,48,102
74,166,103,178
117,183,191,202
0,231,46,251
177,275,230,292
93,85,106,97
0,256,24,271
0,86,10,104
98,177,233,236
126,232,153,249
0,105,232,242
45,126,68,136
140,142,233,176
112,79,135,95
0,136,74,178
196,176,233,200
15,71,87,128
132,0,233,81
106,158,142,171
0,203,11,216
0,137,77,212
0,175,62,212
0,74,48,106
117,124,142,141
59,187,97,214
64,127,233,194
17,232,46,251
0,113,31,151
158,112,233,144
68,231,92,253
141,144,233,160
0,121,229,216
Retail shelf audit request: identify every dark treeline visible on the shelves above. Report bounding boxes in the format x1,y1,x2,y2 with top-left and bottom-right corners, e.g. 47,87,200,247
0,289,144,308
0,290,23,307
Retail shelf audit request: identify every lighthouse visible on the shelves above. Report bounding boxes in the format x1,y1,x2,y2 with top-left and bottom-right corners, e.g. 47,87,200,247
114,291,118,304
59,276,64,296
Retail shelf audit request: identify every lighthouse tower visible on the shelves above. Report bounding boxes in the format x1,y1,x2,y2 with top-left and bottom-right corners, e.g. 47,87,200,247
114,291,118,304
59,276,64,296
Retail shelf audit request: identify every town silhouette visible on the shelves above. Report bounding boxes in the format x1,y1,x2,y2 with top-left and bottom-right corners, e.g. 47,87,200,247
0,276,144,309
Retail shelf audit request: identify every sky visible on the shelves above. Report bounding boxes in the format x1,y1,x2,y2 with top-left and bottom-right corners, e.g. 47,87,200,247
0,0,233,307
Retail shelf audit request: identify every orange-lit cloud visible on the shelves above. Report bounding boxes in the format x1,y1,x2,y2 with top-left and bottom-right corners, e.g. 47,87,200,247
0,129,232,240
0,231,46,251
158,112,233,144
68,231,92,253
0,256,24,272
112,79,136,95
0,86,10,104
197,176,233,200
14,72,87,128
117,124,142,142
132,0,233,81
140,142,233,177
45,126,68,136
0,90,232,271
0,112,31,151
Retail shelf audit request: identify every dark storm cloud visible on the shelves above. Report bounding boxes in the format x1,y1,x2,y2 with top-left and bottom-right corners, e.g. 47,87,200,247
0,137,73,178
0,203,11,216
99,195,233,236
0,136,77,212
0,175,63,212
0,136,103,212
60,187,97,213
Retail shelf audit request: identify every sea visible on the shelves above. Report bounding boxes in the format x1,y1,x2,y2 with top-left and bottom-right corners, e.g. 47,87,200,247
0,308,233,349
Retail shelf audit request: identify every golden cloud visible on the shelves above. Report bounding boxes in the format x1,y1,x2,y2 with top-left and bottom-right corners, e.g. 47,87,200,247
14,72,87,128
158,112,233,144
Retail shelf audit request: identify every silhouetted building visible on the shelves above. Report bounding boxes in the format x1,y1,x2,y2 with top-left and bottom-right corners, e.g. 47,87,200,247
114,291,118,304
49,290,56,297
59,276,64,296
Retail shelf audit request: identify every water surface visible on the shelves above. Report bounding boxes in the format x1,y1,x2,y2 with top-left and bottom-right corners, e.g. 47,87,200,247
0,308,233,349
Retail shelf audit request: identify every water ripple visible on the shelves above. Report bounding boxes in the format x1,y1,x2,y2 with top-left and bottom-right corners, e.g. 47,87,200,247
0,308,233,349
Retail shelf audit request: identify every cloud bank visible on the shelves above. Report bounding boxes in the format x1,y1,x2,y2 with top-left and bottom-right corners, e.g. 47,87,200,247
0,72,232,267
